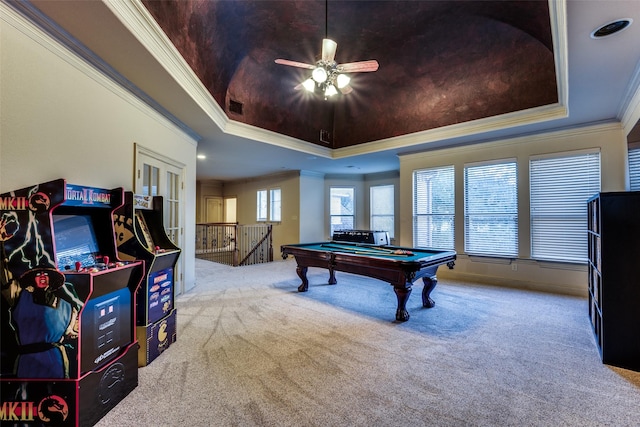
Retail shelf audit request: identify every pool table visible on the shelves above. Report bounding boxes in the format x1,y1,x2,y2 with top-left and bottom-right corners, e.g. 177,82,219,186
281,241,456,321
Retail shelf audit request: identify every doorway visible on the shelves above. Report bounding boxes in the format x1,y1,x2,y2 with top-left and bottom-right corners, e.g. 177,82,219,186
135,144,186,295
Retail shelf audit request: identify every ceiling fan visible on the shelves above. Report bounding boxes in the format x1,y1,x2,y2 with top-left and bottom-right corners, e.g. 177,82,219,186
275,38,379,98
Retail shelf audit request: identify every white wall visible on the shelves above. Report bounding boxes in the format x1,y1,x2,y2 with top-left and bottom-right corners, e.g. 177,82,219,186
1,4,198,292
399,123,628,296
299,171,325,243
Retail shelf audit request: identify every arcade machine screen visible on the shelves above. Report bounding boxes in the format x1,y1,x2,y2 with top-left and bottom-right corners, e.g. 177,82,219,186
53,214,100,270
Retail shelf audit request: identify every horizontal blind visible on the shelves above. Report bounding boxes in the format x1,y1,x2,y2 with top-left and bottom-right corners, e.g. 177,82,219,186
629,148,640,191
413,165,454,249
530,151,600,262
464,161,517,257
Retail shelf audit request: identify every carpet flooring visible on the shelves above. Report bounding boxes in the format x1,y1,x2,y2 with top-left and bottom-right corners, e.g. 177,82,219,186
95,258,640,426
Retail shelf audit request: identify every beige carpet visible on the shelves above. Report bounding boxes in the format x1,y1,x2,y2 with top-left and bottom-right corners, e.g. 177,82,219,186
95,258,640,426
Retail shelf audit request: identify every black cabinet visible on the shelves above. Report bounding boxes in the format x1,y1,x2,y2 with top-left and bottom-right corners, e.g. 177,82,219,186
587,192,640,371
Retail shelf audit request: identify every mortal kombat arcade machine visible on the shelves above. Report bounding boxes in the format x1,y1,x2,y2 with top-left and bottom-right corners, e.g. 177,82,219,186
113,192,180,367
0,179,143,426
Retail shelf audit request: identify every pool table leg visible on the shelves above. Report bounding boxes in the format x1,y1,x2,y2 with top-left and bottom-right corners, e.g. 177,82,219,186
296,266,309,292
421,276,437,308
296,265,337,292
327,267,337,285
393,284,412,322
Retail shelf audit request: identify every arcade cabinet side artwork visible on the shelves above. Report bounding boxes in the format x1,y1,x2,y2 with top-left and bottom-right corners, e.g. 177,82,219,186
0,179,143,427
113,192,180,367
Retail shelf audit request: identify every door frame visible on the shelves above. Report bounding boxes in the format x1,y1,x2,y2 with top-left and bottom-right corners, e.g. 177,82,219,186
134,143,187,294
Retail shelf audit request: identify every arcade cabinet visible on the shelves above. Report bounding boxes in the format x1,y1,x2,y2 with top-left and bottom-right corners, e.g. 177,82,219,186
332,229,391,245
0,179,143,427
113,192,180,367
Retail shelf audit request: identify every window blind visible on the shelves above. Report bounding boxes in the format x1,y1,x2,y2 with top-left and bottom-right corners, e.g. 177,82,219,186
629,148,640,191
464,161,518,257
530,151,600,262
413,165,454,249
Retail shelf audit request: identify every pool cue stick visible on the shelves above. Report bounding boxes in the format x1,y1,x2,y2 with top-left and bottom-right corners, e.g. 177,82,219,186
352,251,407,256
323,243,387,253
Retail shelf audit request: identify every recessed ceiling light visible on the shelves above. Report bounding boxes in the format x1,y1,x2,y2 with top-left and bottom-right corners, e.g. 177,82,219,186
197,154,206,159
590,18,633,39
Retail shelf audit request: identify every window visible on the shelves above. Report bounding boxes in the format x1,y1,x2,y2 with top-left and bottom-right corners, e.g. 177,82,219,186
413,166,454,249
629,146,640,191
530,150,600,262
370,185,394,238
257,188,281,222
330,187,354,236
270,188,281,222
464,160,518,257
141,163,159,196
257,190,267,221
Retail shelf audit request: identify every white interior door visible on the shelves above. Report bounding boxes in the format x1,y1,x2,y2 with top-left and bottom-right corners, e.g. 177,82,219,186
205,197,223,222
135,145,186,295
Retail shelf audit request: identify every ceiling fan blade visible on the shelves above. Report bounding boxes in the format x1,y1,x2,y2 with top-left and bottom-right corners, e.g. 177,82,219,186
339,85,353,95
338,60,379,73
322,39,337,63
275,59,315,70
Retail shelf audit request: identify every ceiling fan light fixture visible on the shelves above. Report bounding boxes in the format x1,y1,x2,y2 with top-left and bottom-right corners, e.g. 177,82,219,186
312,67,328,83
302,78,316,92
275,36,379,99
336,73,350,88
325,84,338,97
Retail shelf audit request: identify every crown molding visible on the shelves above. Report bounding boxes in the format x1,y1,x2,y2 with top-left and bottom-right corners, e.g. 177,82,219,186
1,0,198,145
397,121,622,161
549,0,569,109
619,60,640,135
333,103,568,159
299,170,326,178
224,120,333,159
104,0,227,131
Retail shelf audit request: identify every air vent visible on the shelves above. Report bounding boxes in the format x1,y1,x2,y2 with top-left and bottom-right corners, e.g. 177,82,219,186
320,129,332,144
229,99,243,115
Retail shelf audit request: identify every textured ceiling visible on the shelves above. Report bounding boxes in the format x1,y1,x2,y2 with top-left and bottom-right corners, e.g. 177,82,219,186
142,0,557,149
